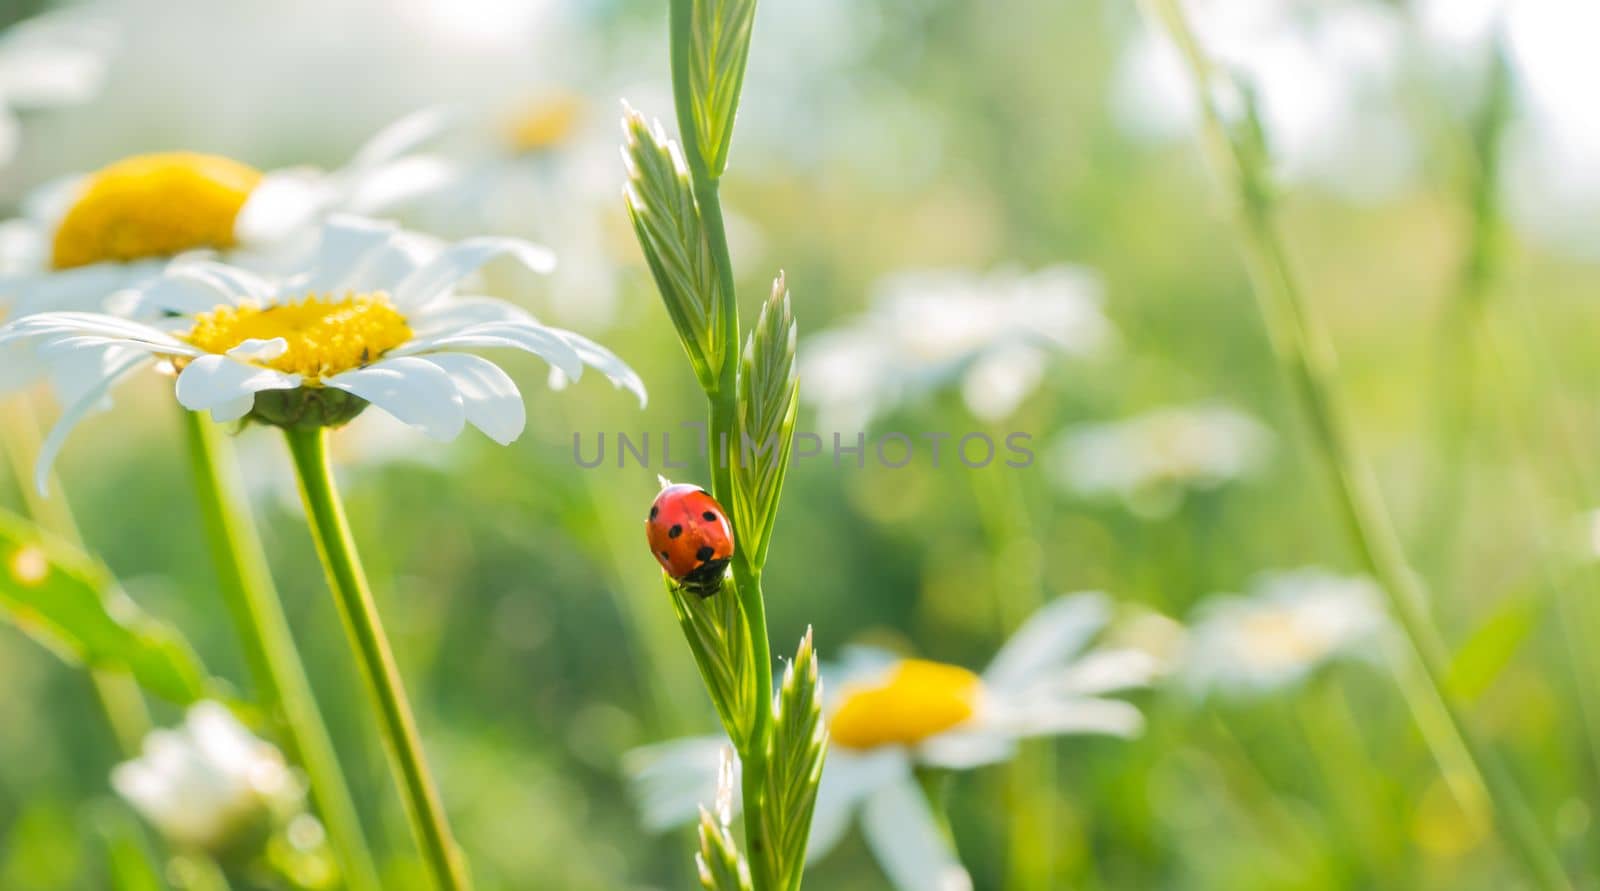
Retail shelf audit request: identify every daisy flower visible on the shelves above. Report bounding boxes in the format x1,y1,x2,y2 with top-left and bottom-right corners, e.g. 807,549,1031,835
0,214,646,490
1183,568,1390,697
1049,402,1272,517
799,265,1114,430
627,593,1157,891
112,701,303,852
0,106,452,318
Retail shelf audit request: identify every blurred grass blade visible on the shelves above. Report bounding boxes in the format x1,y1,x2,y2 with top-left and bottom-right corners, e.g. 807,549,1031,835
684,0,757,178
0,508,209,704
667,574,758,748
762,628,826,891
734,274,799,570
623,106,727,392
1446,585,1542,703
89,804,168,891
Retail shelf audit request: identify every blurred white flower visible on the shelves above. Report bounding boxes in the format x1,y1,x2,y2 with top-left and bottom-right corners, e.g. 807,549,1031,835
0,9,115,166
1183,568,1390,697
412,94,629,330
627,593,1156,891
111,702,299,851
0,107,452,324
1049,402,1271,516
800,265,1114,430
1113,0,1414,201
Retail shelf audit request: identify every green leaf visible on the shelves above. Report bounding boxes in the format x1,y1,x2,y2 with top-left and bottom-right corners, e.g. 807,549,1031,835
623,106,727,392
666,574,757,749
733,274,798,570
762,627,826,891
0,508,210,704
686,0,757,178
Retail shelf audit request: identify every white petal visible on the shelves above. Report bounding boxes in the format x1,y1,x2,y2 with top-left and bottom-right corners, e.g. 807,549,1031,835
234,170,334,246
210,394,257,423
987,695,1146,739
859,776,973,891
226,338,288,362
175,355,301,412
127,272,235,316
623,736,731,832
35,351,148,492
982,592,1111,691
392,237,556,310
1049,648,1162,697
0,311,194,353
345,156,456,215
806,748,901,862
346,106,452,172
557,330,648,408
324,357,464,441
298,215,403,294
915,730,1016,770
391,319,583,381
409,295,533,335
418,352,524,445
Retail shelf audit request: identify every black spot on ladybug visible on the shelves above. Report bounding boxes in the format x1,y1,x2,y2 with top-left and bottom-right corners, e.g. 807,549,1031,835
702,511,717,521
659,550,669,560
696,545,715,562
649,505,659,520
668,524,683,539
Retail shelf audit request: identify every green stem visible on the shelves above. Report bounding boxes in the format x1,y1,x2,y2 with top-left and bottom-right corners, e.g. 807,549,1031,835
667,1,781,884
0,394,150,756
284,426,471,891
1416,43,1511,592
180,411,381,891
1142,2,1569,888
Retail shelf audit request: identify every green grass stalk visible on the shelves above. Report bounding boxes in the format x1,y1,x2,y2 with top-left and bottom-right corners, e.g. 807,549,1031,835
1140,2,1570,887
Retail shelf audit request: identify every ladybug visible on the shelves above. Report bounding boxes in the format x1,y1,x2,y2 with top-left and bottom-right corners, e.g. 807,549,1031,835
646,482,734,597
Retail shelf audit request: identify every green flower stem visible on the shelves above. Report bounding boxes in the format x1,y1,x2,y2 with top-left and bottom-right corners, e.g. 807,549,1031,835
0,394,150,756
180,411,382,891
1143,2,1569,887
284,426,471,891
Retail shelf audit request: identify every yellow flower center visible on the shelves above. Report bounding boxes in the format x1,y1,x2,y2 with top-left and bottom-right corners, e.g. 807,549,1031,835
184,293,413,380
51,152,263,270
504,94,583,154
829,659,983,750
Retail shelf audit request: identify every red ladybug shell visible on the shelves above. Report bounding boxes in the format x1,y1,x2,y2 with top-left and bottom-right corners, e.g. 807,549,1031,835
647,483,734,593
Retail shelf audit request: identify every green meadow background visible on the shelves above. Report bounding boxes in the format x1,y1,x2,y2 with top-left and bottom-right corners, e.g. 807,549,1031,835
3,0,1600,888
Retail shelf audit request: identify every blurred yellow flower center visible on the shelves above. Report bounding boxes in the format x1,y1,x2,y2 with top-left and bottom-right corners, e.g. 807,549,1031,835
1238,611,1326,670
185,294,413,380
505,94,583,154
51,153,263,270
829,659,982,750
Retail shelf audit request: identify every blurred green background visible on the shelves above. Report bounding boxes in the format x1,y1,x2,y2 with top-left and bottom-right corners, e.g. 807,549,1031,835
3,0,1600,888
